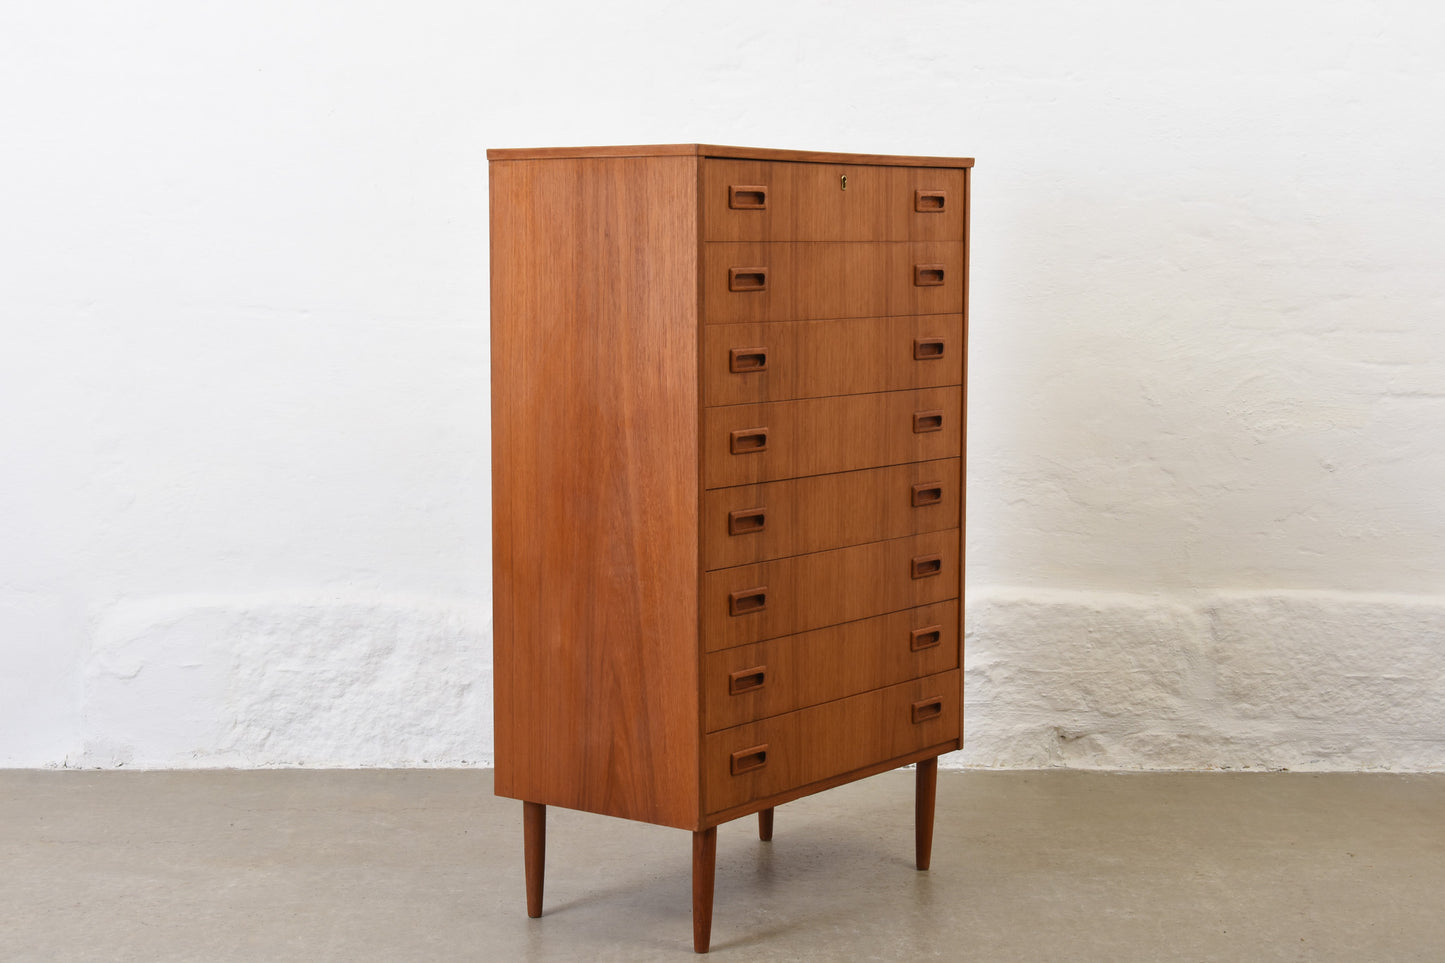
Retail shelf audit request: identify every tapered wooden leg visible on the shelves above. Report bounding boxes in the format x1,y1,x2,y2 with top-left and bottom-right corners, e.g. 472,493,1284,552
692,826,717,953
524,802,546,918
757,807,774,841
915,756,938,871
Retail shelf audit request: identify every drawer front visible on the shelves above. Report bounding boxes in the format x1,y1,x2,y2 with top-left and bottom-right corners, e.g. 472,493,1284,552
702,160,965,242
703,670,961,813
703,601,959,732
703,314,964,406
703,387,961,489
702,242,963,324
702,529,959,651
703,459,960,571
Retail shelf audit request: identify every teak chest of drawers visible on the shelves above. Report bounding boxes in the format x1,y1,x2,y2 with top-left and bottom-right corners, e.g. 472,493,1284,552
488,143,972,953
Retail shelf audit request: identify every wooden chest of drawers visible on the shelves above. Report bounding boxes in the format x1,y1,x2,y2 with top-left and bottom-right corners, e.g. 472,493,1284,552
488,143,971,953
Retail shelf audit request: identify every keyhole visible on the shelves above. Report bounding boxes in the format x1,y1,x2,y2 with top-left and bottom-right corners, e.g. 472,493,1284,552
840,174,847,191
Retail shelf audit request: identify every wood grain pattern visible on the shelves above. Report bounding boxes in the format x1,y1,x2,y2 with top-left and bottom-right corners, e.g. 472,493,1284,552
703,314,963,406
487,144,975,168
492,145,970,950
490,155,701,830
702,601,960,731
915,757,937,871
702,460,961,570
702,160,965,241
702,670,961,813
958,166,972,737
703,387,963,488
695,145,973,169
524,802,545,917
702,242,963,324
702,530,960,651
758,807,774,841
693,827,717,953
701,742,957,828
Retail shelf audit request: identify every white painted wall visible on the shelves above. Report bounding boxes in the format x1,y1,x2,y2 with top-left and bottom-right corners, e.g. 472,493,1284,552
4,1,1443,769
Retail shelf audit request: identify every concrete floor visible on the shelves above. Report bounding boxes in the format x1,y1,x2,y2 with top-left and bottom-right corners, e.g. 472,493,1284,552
2,770,1443,962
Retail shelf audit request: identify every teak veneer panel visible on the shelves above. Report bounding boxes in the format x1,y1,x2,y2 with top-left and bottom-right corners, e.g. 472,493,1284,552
703,387,963,489
702,459,961,570
490,155,700,830
491,143,971,953
702,601,960,732
486,143,975,168
702,529,961,651
702,242,964,324
702,160,965,242
702,670,962,813
703,314,964,406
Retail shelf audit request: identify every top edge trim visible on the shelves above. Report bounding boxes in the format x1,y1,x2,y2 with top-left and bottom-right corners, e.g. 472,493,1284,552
486,144,975,168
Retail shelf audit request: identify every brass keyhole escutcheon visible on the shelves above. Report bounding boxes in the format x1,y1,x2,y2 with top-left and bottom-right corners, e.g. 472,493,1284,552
840,174,848,191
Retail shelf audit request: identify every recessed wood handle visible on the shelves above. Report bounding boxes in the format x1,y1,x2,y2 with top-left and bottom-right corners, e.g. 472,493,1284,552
728,587,768,616
727,507,767,535
911,697,944,724
913,410,944,433
728,666,767,695
730,744,769,775
913,338,946,360
729,427,769,454
911,554,943,579
910,625,943,652
914,264,946,287
729,185,768,210
911,482,944,507
915,190,947,212
729,347,769,373
728,267,769,292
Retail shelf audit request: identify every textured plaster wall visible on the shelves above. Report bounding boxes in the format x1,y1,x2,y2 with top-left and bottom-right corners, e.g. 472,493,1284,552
3,1,1444,769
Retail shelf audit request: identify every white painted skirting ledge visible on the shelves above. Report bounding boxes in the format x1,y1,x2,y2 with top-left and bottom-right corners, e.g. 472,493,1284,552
59,588,1445,771
947,588,1445,772
78,594,494,770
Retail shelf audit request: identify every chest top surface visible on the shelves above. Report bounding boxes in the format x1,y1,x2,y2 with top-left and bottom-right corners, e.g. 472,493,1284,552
486,143,975,168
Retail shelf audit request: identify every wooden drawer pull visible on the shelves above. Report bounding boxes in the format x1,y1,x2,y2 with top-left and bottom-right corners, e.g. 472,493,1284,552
729,427,769,454
911,482,944,507
728,507,767,535
728,267,769,292
911,697,945,724
911,554,943,579
728,587,768,616
729,347,769,373
910,625,943,651
728,666,768,695
915,189,948,212
730,744,769,775
913,410,944,433
913,338,946,360
729,185,768,210
914,264,946,287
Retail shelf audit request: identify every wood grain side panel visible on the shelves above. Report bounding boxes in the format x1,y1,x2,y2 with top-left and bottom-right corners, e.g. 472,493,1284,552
490,159,517,801
703,387,963,489
703,315,963,406
702,529,960,651
702,601,960,731
703,459,961,570
702,242,963,324
490,155,700,829
701,161,965,241
702,670,962,813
